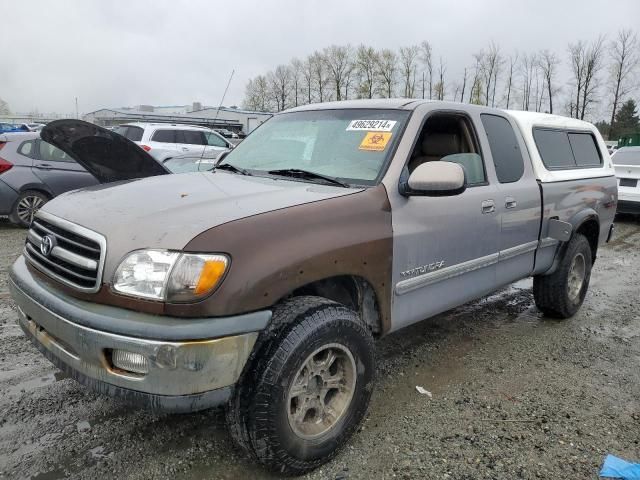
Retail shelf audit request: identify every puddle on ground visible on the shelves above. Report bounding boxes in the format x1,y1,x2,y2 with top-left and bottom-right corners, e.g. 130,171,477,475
30,470,67,480
4,370,68,397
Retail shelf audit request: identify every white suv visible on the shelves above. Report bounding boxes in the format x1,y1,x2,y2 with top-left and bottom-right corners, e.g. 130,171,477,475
113,123,233,158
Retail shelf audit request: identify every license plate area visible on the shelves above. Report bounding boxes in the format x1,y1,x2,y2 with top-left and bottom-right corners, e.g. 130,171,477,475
619,178,638,187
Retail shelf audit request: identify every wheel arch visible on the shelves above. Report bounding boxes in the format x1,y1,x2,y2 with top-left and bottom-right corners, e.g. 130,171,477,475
541,209,600,276
287,275,384,336
569,209,600,263
18,183,53,198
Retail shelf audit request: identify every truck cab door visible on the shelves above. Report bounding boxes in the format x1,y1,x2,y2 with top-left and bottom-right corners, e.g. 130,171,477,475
387,110,501,332
479,113,541,286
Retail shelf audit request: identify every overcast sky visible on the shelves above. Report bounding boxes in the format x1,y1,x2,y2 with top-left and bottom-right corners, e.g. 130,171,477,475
3,0,639,118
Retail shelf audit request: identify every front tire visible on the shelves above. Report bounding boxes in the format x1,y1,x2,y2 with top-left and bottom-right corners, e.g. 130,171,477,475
9,190,49,228
226,296,375,475
533,233,593,319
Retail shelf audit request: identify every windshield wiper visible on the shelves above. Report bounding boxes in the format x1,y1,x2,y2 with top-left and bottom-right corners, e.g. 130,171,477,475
215,162,250,176
267,168,350,188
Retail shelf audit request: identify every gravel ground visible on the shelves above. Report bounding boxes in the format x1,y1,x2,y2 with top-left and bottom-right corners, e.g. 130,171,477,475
0,216,638,480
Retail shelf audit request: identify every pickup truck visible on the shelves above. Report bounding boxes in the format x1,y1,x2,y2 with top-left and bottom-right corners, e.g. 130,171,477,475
9,100,617,475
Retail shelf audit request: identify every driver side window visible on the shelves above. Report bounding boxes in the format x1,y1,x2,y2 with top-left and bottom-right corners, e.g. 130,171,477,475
408,113,486,186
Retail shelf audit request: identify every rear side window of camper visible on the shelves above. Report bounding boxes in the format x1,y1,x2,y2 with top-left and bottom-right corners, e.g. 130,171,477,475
533,128,602,169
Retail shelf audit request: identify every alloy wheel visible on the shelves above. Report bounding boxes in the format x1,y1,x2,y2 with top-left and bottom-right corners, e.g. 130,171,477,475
287,343,357,439
16,195,45,225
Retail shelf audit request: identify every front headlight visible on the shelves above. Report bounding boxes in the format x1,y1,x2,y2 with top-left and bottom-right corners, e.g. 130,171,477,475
112,249,229,302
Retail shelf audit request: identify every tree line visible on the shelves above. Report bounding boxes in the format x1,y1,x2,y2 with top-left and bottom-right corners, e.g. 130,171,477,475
243,30,639,139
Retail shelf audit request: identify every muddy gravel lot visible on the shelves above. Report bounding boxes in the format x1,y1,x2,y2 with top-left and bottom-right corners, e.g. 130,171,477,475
0,217,639,480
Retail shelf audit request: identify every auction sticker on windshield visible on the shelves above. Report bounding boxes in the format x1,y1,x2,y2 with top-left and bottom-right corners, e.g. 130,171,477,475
347,120,397,131
359,132,392,151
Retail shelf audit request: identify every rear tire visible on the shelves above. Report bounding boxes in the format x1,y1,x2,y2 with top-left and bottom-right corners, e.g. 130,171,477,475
9,190,49,228
226,296,375,475
533,233,592,319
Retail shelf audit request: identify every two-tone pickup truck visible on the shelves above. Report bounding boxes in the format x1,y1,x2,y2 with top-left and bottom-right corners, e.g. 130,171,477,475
9,100,617,475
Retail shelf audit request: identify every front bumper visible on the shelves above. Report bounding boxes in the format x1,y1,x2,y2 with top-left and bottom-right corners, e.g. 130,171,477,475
617,200,640,215
9,256,271,413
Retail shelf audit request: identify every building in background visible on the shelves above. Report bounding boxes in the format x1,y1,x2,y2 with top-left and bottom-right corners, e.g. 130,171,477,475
83,102,272,134
190,106,272,133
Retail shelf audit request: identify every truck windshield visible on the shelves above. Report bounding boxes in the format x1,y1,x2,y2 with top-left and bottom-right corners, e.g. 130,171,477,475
221,109,410,185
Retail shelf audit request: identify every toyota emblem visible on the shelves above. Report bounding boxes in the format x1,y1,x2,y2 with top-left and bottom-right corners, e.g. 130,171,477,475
40,235,55,256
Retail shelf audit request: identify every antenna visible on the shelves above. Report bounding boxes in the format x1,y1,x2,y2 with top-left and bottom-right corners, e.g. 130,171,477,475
199,69,235,171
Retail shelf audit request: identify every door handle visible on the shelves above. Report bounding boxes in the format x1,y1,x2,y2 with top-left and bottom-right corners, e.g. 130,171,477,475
505,197,517,209
481,200,495,214
34,163,52,170
181,147,189,151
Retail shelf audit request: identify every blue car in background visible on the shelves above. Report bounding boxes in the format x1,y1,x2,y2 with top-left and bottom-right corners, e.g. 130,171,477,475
0,123,28,134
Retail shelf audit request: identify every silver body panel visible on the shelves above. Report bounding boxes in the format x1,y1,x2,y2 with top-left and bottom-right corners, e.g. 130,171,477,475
533,176,618,275
382,101,616,333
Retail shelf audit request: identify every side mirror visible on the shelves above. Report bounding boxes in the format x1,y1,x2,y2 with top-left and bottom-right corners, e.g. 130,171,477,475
403,161,466,196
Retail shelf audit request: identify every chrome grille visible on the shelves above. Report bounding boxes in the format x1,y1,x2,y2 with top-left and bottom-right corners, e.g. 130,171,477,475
24,212,106,292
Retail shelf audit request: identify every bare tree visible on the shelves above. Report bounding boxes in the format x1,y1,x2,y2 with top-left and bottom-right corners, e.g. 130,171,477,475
243,75,271,112
419,41,433,99
538,50,560,113
376,49,398,98
533,67,544,112
460,67,468,103
608,29,638,136
354,45,378,99
310,51,330,103
434,57,446,100
579,36,606,120
324,45,353,101
504,52,518,109
290,58,303,107
301,56,315,104
469,52,483,104
452,82,462,103
399,45,419,97
568,41,586,118
481,42,502,106
268,65,291,112
343,64,356,100
490,55,503,107
520,53,537,111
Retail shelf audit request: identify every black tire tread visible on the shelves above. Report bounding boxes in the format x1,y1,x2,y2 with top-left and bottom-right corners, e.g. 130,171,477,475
533,233,592,319
226,295,373,476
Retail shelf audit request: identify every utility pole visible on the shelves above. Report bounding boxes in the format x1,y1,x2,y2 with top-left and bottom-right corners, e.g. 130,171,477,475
75,97,79,119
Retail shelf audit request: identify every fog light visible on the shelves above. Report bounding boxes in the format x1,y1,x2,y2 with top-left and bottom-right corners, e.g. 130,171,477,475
111,350,149,375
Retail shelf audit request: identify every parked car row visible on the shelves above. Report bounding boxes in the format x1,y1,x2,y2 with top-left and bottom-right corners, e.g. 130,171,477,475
0,123,45,133
0,122,230,227
112,122,234,157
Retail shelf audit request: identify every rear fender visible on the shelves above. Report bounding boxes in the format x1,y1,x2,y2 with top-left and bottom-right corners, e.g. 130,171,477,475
541,208,599,276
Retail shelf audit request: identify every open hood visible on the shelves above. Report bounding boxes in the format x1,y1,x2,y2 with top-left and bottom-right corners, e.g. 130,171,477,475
40,119,170,183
